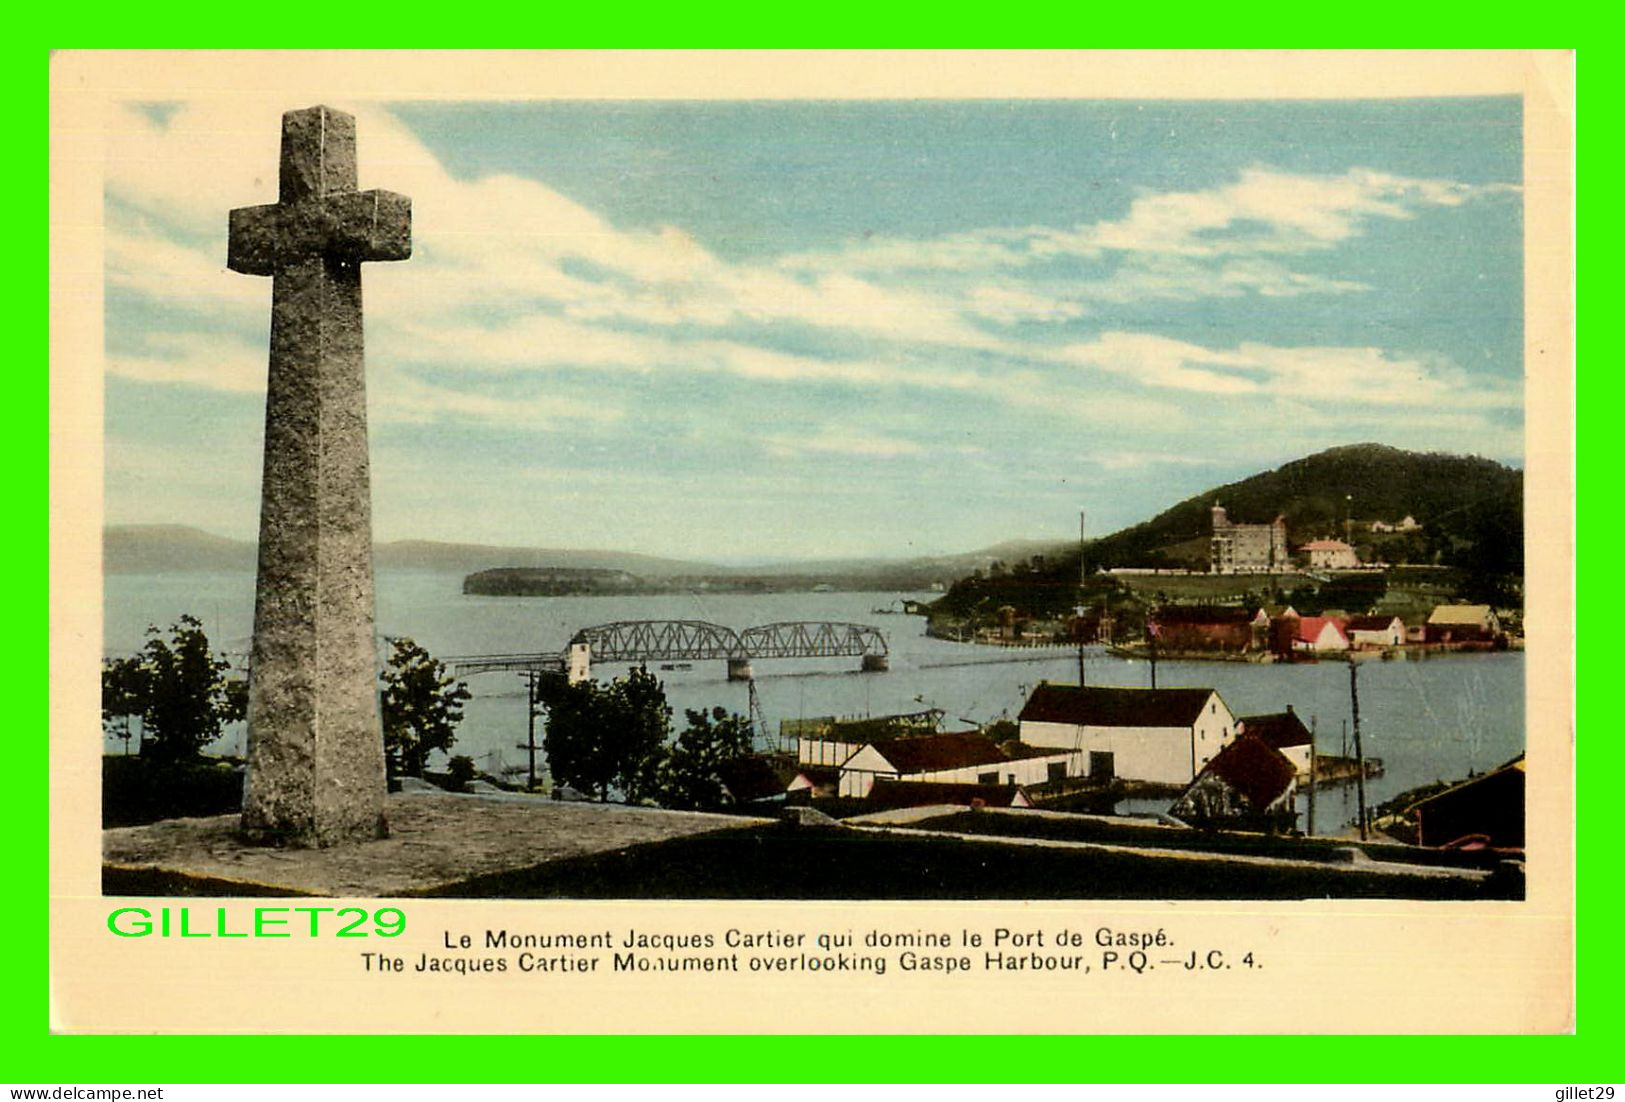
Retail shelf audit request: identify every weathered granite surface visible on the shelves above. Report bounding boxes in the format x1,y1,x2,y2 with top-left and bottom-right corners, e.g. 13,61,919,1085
228,106,411,846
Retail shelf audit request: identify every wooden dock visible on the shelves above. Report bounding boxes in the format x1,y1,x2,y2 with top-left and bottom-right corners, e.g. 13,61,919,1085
1305,753,1384,787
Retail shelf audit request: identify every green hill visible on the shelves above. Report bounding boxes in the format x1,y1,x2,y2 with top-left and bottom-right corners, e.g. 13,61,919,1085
931,444,1523,624
1088,443,1522,573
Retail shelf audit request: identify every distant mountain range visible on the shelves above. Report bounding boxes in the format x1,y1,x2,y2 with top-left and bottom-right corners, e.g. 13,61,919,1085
102,526,718,578
103,445,1520,592
101,525,1067,591
103,525,259,575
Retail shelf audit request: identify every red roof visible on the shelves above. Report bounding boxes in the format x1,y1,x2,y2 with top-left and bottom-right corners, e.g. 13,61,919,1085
1296,616,1349,644
1019,684,1217,728
866,732,1012,773
1236,711,1311,749
1300,539,1353,551
1190,735,1296,810
859,732,1068,773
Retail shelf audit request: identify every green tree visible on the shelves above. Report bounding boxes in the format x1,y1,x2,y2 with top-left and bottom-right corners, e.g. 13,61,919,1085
538,677,612,799
379,638,472,780
540,666,671,802
100,615,246,762
660,706,756,811
982,718,1020,743
615,666,673,803
445,755,478,793
101,654,145,753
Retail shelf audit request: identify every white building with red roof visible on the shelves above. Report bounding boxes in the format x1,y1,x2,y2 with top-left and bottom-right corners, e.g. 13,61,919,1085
1346,613,1407,648
1295,616,1351,653
1017,684,1238,786
1235,708,1314,776
837,731,1073,798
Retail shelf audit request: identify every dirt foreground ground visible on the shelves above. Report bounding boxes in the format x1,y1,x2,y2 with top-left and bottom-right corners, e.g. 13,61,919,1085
103,791,771,896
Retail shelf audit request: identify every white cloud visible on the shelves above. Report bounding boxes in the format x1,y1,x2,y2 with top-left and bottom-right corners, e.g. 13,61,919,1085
1231,341,1520,411
105,221,263,316
1035,167,1517,259
374,310,668,373
965,283,1088,323
107,331,267,393
1053,332,1262,396
772,166,1516,289
105,105,1516,423
1081,255,1371,303
777,231,1027,275
1095,450,1220,472
108,99,1026,374
694,341,991,394
1037,330,1521,415
102,104,1520,503
372,372,626,428
97,101,1524,557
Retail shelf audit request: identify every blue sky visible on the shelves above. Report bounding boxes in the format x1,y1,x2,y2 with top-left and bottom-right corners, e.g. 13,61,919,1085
103,97,1523,560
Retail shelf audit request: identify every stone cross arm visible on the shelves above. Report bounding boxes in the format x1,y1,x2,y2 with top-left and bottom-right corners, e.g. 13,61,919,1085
226,105,411,277
228,189,412,276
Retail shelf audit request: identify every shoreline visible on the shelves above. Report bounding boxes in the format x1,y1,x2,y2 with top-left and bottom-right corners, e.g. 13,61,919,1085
919,631,1519,665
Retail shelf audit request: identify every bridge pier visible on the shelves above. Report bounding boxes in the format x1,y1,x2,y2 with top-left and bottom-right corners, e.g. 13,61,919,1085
861,654,889,673
727,658,755,681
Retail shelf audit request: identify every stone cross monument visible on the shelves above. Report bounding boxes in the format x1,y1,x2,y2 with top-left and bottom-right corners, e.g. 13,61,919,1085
228,106,411,846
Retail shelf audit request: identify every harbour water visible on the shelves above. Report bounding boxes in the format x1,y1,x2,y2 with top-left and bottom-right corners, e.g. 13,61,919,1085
102,570,1526,830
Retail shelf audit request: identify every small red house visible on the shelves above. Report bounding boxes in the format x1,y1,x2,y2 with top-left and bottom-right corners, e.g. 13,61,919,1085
1235,708,1313,776
1169,734,1298,833
1295,616,1351,653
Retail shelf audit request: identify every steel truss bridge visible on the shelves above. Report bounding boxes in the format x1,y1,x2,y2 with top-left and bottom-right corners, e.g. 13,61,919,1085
447,652,566,677
447,619,888,683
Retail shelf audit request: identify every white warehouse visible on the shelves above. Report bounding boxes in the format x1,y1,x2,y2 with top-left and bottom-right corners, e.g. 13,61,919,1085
1017,684,1239,786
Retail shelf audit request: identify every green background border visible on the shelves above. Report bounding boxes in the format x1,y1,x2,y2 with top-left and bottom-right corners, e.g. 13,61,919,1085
23,36,1597,1084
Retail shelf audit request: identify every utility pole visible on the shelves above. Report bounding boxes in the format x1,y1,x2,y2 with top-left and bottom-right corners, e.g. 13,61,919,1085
1348,654,1368,840
1078,509,1087,687
520,669,540,791
1307,715,1317,836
